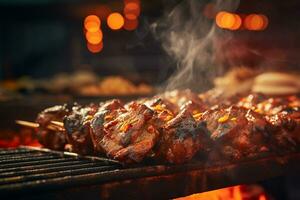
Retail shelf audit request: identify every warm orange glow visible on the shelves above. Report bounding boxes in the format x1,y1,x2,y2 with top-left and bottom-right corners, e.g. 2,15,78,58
84,15,101,32
86,30,103,44
124,2,140,20
124,18,138,31
175,185,269,200
107,12,125,30
259,194,267,200
244,14,268,31
216,11,241,30
87,42,103,53
124,0,140,5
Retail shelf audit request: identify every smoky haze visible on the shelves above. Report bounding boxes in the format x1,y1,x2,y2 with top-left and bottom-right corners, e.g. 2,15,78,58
152,0,240,93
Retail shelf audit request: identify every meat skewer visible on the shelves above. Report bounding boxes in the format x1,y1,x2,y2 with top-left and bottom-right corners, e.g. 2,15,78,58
15,90,300,165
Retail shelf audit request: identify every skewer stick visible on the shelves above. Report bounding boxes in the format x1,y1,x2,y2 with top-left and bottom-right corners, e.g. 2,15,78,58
15,120,39,128
49,121,65,132
15,120,65,132
50,121,64,128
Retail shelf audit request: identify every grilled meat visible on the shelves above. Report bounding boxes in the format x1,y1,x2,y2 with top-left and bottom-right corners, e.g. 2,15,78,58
97,102,160,163
63,103,98,155
154,107,210,164
30,90,300,165
200,106,270,161
90,99,125,154
162,89,207,112
36,105,69,150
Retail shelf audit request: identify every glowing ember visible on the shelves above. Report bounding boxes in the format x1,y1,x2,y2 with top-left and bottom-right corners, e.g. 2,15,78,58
175,185,269,200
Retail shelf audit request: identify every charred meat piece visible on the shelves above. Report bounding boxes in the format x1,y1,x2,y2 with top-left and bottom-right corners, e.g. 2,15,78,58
154,107,210,164
245,95,299,116
90,99,125,154
162,89,207,112
36,105,69,150
200,106,270,161
63,103,98,155
237,93,267,110
99,103,160,163
142,98,177,123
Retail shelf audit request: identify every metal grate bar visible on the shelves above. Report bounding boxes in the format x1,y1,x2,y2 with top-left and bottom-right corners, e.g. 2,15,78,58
0,160,91,174
0,165,117,185
0,155,62,164
0,162,113,178
0,157,80,168
0,148,35,155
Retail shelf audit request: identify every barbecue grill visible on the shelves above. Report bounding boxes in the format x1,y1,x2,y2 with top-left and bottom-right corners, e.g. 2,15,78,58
1,146,299,200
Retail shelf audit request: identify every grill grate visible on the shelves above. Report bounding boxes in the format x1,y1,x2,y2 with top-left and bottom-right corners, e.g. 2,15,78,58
0,147,300,200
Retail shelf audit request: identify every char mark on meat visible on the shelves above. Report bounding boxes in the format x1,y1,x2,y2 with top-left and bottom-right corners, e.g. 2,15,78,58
36,104,69,150
63,103,98,155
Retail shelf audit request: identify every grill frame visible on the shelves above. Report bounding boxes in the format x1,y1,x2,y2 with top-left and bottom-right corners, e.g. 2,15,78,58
0,146,300,200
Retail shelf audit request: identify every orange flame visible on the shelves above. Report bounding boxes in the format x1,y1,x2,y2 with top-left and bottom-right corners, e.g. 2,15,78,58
175,185,268,200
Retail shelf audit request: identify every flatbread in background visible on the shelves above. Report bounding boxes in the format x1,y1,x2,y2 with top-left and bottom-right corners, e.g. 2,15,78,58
252,72,300,95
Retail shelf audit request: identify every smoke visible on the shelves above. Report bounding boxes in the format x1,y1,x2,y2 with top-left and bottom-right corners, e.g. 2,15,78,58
152,0,240,92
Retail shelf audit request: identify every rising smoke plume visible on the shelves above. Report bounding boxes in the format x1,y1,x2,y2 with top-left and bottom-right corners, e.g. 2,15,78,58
152,0,240,92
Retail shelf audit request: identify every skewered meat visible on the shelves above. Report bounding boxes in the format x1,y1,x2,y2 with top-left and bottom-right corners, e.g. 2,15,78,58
94,102,160,163
162,89,207,112
200,106,270,161
63,103,98,155
36,105,69,150
154,106,210,164
90,99,125,153
238,95,300,150
25,89,300,165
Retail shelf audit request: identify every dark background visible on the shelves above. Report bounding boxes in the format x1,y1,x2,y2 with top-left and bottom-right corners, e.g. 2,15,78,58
0,0,299,84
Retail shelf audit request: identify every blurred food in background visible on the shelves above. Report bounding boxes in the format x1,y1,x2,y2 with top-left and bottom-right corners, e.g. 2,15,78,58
0,70,154,97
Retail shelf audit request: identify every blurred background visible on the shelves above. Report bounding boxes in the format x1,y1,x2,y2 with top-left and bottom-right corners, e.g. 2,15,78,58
0,0,299,95
0,0,299,129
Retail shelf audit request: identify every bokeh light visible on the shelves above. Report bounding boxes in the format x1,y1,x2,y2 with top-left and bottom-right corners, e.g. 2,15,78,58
124,18,138,31
216,11,241,30
84,15,101,32
244,14,269,31
87,42,103,53
107,12,125,30
86,30,103,44
124,2,140,20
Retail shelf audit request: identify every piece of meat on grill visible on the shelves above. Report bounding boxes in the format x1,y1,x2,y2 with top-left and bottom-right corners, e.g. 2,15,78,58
142,98,177,124
99,102,160,163
90,99,125,154
162,89,208,112
154,106,211,164
63,103,98,155
265,96,300,149
237,93,267,110
36,104,69,150
200,106,271,161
